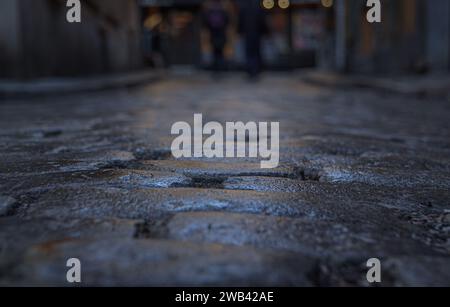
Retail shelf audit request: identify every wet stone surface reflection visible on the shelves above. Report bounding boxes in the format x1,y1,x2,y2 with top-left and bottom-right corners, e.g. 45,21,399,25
0,74,449,286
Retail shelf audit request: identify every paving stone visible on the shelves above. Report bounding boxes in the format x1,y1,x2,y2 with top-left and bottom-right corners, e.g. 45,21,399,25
319,166,450,188
2,238,315,286
223,176,308,192
16,183,448,256
1,75,449,286
382,256,450,287
19,186,322,220
142,212,440,259
144,160,298,179
313,256,450,287
1,169,193,195
0,150,136,176
0,217,138,256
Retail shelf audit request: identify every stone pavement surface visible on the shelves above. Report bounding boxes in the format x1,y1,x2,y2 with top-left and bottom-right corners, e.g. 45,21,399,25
0,73,449,286
303,70,450,98
0,70,161,98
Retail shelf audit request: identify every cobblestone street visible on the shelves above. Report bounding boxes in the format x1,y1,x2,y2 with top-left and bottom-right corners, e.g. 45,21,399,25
1,73,449,286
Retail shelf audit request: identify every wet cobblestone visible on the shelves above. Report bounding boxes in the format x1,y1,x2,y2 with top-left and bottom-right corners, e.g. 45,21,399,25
0,74,449,286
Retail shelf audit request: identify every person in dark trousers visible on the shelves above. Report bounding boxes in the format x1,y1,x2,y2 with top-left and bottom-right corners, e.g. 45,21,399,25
239,0,267,79
203,0,230,72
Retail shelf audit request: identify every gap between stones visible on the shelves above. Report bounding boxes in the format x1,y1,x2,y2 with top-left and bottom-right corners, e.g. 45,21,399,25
134,218,171,240
103,159,322,190
89,148,322,190
174,170,321,190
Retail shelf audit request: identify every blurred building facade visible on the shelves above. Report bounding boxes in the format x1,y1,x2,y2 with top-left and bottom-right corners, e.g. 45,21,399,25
141,0,450,74
2,0,450,78
140,0,328,69
0,0,143,78
141,0,203,67
336,0,450,74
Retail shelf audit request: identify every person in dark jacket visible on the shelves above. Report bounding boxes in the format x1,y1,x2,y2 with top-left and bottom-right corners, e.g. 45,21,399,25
239,0,267,79
203,0,230,72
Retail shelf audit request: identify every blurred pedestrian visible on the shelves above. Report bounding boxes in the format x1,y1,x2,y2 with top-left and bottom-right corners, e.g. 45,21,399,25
143,8,167,68
239,0,267,79
203,0,230,72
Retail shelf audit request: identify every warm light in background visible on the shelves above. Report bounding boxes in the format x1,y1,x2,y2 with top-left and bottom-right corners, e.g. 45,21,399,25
262,0,275,9
278,0,290,9
321,0,334,8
